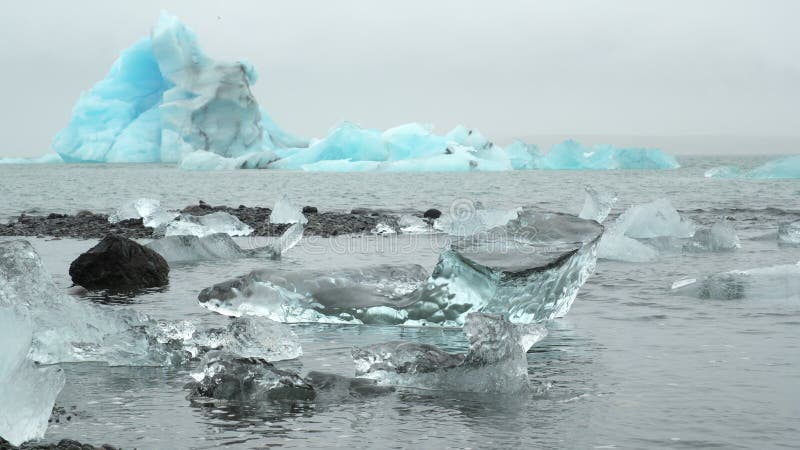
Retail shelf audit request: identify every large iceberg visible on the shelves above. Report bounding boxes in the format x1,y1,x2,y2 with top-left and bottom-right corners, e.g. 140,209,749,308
41,13,680,172
198,210,603,326
0,309,65,446
51,12,304,164
352,313,547,393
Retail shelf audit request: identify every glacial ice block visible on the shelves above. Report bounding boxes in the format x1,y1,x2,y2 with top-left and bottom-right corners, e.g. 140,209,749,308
352,313,547,392
578,185,618,223
52,12,304,164
0,240,302,366
671,262,800,300
536,140,680,170
685,219,740,252
0,154,63,165
108,198,178,230
0,309,65,446
165,211,254,237
147,225,302,263
747,155,800,179
270,194,308,225
198,210,603,325
614,198,695,239
433,203,521,237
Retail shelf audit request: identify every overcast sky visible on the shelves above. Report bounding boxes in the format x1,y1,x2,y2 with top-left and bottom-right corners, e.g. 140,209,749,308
1,0,798,157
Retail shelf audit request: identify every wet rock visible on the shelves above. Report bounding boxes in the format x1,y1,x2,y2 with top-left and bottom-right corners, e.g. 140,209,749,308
423,208,442,220
69,234,169,290
302,206,318,214
0,437,118,450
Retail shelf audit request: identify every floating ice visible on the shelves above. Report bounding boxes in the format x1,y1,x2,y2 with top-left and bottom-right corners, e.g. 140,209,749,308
685,219,740,252
778,220,800,245
269,194,308,225
704,166,741,178
0,240,301,366
193,317,302,361
704,156,800,179
434,202,521,236
352,313,547,392
614,199,695,239
398,215,430,234
198,210,603,325
534,140,680,170
578,185,617,223
0,309,65,446
671,262,800,300
108,198,178,230
148,225,302,263
0,154,63,165
51,12,305,164
165,211,253,237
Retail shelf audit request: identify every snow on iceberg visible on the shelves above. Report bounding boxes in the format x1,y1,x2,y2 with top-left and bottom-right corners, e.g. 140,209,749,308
165,211,254,237
52,12,305,164
671,261,800,300
198,210,603,326
0,309,65,446
0,240,301,366
352,313,547,393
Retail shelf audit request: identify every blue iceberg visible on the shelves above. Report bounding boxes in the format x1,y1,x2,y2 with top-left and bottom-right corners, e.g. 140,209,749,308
45,13,679,172
705,156,800,180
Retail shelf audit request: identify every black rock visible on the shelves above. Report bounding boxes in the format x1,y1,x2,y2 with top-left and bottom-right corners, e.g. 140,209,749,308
423,208,442,220
69,234,169,290
0,437,118,450
302,206,318,214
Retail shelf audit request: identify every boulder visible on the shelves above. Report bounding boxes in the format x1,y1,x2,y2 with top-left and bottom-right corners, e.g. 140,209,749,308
423,208,442,220
69,234,169,290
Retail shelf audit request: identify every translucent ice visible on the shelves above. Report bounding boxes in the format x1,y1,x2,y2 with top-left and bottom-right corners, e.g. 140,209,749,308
199,210,603,325
671,262,800,300
0,154,63,165
578,185,618,223
685,219,740,252
193,317,302,361
165,211,253,237
0,309,65,446
270,194,308,225
614,198,695,239
52,12,304,164
434,202,521,236
535,140,680,170
352,313,547,392
108,198,178,230
597,232,659,263
747,155,800,179
704,166,741,178
778,220,800,245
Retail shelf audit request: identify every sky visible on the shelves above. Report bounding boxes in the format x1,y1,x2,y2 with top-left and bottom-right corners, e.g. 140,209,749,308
1,0,798,157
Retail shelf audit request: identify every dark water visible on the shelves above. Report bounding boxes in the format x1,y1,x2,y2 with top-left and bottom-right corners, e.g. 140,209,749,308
2,156,799,449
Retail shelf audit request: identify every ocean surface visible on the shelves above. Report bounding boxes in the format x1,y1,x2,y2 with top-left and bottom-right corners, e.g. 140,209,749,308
1,155,799,449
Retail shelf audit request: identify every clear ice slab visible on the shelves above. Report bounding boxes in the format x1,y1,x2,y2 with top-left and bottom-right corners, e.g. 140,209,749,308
108,197,178,230
164,211,254,237
198,210,603,325
352,312,547,393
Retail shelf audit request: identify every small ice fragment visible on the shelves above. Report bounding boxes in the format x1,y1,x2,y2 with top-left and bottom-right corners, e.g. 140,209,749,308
578,185,617,223
269,194,308,224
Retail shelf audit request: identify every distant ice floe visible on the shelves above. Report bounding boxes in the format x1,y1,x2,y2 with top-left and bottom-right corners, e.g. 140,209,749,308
0,154,63,165
198,209,604,326
705,155,800,179
35,13,679,172
671,261,800,300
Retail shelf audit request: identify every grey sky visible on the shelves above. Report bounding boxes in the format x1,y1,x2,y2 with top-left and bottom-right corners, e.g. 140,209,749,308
1,0,798,157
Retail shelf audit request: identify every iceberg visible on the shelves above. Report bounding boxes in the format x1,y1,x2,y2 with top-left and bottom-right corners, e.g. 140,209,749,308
51,12,305,164
704,166,741,178
778,220,800,245
0,309,65,446
269,194,308,225
534,140,680,170
352,313,547,393
108,197,178,230
147,225,302,263
671,262,800,300
198,210,603,325
705,156,800,180
165,211,253,237
0,240,301,365
578,185,618,223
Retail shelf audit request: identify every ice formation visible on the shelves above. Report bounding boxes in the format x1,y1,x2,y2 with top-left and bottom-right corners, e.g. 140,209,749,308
198,210,603,326
0,154,63,165
433,202,521,236
108,198,178,230
352,313,547,392
51,12,304,164
270,194,308,225
778,220,800,245
0,309,65,446
705,156,800,180
41,13,681,172
147,226,302,263
165,211,253,237
671,262,800,300
685,219,740,252
0,240,301,366
578,185,618,223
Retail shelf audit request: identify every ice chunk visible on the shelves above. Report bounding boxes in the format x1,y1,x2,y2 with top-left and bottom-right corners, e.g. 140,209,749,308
671,262,800,300
398,215,430,234
685,219,740,252
0,309,65,446
597,232,659,262
434,201,521,236
165,211,253,237
52,13,303,164
704,166,741,178
269,194,308,224
0,240,301,366
747,155,800,179
199,211,603,325
503,140,543,169
194,317,302,361
537,140,680,170
352,313,547,392
614,198,695,239
108,198,178,230
371,223,397,235
778,220,800,245
186,351,315,402
578,185,617,223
